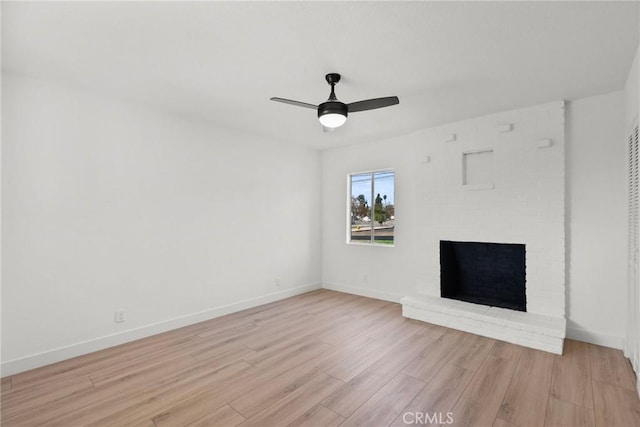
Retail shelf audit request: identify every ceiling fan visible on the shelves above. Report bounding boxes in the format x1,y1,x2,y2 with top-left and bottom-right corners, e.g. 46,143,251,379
270,73,399,131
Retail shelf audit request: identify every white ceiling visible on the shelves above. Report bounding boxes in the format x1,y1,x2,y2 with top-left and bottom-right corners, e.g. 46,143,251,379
2,1,638,150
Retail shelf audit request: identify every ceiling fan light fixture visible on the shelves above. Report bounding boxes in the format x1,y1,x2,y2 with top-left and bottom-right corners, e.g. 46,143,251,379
271,73,398,132
318,101,348,128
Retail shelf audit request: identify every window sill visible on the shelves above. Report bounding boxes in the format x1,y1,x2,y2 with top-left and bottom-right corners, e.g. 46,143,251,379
347,241,395,248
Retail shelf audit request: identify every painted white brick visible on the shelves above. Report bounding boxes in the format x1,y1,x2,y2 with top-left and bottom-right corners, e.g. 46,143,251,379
407,101,566,352
402,295,565,354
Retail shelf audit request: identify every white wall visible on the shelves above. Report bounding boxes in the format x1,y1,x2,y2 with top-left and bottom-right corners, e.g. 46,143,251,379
565,91,627,348
1,73,322,375
322,135,419,303
625,47,639,133
323,94,627,348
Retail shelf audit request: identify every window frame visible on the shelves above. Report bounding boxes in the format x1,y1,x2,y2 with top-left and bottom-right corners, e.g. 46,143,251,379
347,169,395,247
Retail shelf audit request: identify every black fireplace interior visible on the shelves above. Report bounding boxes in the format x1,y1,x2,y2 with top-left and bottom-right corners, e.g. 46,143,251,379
440,240,526,312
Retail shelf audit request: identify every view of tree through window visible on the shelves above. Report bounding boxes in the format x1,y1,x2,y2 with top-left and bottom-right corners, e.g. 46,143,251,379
349,170,394,245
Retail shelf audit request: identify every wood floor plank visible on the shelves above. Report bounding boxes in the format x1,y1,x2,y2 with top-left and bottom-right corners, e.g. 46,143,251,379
185,404,246,427
150,369,277,427
295,292,373,322
391,363,475,426
550,339,594,408
448,333,496,371
493,418,518,427
315,303,398,345
288,404,345,427
84,361,255,426
340,373,425,427
305,291,361,315
250,340,333,371
238,313,319,351
592,380,640,426
489,340,525,361
321,333,434,417
325,336,396,382
198,308,279,333
402,328,468,382
450,354,518,427
1,376,12,394
365,313,412,340
324,320,432,383
238,373,343,427
94,352,198,392
2,354,201,425
229,344,339,418
589,343,637,391
194,322,260,341
373,318,432,344
91,353,199,391
241,332,331,368
32,360,252,426
192,327,264,357
8,332,202,391
150,333,372,426
191,343,256,369
131,419,157,427
153,395,235,427
304,294,366,319
232,290,362,332
218,293,328,333
406,321,447,342
0,375,94,420
544,397,594,427
207,290,328,327
89,339,214,387
497,348,554,427
235,310,342,365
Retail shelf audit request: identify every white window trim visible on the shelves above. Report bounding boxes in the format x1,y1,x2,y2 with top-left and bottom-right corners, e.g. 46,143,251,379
346,169,395,247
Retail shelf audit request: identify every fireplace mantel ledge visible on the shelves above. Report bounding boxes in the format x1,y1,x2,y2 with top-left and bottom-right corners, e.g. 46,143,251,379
401,295,566,354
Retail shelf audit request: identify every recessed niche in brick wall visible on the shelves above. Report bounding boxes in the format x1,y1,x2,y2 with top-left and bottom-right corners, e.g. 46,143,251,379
462,148,494,190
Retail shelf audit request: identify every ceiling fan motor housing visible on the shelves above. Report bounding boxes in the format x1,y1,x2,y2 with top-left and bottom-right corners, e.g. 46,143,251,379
317,101,348,119
317,101,348,128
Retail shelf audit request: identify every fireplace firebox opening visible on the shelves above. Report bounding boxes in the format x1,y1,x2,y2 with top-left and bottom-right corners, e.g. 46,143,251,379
440,240,526,312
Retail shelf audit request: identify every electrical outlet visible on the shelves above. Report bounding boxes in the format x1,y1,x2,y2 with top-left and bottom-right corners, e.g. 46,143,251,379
114,310,125,323
275,277,281,287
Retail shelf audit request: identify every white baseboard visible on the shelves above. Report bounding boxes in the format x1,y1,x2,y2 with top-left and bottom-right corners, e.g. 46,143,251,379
566,327,624,350
1,283,321,377
322,282,403,303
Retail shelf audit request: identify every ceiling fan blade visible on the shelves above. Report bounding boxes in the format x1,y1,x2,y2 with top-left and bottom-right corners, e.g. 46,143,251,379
347,96,399,113
270,97,318,110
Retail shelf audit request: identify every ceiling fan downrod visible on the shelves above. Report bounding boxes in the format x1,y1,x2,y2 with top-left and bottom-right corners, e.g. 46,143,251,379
325,73,341,101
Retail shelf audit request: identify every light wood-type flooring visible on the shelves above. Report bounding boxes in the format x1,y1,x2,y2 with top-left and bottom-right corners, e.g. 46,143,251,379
2,289,639,426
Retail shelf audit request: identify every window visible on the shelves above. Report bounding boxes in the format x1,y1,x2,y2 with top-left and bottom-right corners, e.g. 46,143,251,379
349,170,394,245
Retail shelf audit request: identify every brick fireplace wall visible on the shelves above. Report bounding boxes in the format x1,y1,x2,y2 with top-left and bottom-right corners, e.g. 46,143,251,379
414,101,565,318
